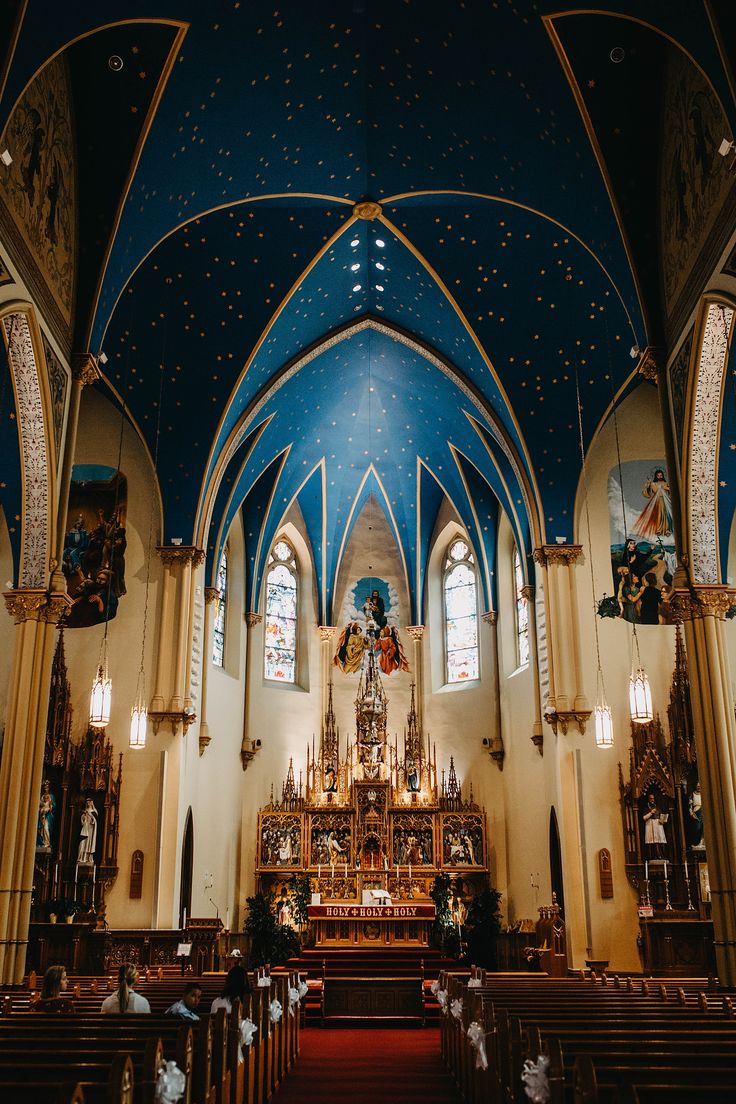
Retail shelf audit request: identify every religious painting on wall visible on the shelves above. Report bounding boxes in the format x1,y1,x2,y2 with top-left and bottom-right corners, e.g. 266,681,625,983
441,813,485,868
0,54,76,334
309,813,351,867
334,575,408,675
660,47,732,319
61,465,127,628
607,460,676,625
392,813,434,867
258,813,302,868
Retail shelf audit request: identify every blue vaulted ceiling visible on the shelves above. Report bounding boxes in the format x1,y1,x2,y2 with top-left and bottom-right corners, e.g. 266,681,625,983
2,1,736,598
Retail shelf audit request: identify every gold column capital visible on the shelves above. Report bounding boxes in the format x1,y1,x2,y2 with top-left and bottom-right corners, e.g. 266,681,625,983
71,352,101,387
204,586,221,605
520,584,536,600
3,589,71,624
156,545,205,568
318,625,337,642
636,345,664,384
245,612,262,628
405,624,425,640
670,585,736,622
481,611,497,626
533,544,583,567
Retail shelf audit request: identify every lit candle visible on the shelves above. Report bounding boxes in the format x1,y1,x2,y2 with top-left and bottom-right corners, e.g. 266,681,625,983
684,860,689,880
183,907,187,928
397,864,399,880
331,863,335,880
318,864,321,879
644,861,648,880
663,860,668,879
408,863,412,880
345,862,348,878
226,907,230,930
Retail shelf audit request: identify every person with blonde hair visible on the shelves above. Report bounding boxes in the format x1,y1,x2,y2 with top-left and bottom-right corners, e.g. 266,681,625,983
100,962,150,1014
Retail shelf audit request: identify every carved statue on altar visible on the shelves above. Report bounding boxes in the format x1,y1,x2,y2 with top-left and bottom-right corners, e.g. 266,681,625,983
77,798,98,864
37,780,56,851
688,782,705,850
359,721,383,780
642,792,667,859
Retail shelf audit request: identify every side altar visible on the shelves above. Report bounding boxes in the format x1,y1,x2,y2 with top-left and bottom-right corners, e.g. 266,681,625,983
256,648,488,948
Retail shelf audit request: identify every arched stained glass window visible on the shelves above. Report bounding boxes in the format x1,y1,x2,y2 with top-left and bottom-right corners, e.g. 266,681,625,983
264,538,297,682
444,537,479,683
514,546,530,668
212,546,228,667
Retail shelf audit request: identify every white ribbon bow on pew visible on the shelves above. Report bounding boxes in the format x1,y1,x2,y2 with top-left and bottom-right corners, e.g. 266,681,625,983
430,979,440,995
521,1054,551,1104
155,1060,186,1104
240,1017,258,1047
467,978,482,988
297,979,308,1000
257,976,272,987
288,986,300,1015
269,998,283,1024
436,988,448,1013
450,997,463,1020
466,1021,488,1071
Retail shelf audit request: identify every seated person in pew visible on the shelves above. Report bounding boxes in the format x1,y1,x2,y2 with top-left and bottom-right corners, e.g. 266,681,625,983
100,962,151,1014
31,965,75,1014
211,965,250,1015
165,981,202,1021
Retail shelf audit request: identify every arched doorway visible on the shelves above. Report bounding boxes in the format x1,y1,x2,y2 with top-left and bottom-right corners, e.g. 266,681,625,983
179,809,193,927
549,806,565,917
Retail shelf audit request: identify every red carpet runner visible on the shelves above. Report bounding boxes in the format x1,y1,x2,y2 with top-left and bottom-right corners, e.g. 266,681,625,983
274,1026,461,1104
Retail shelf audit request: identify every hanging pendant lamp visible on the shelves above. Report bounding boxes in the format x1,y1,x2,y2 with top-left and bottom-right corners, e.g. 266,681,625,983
89,639,112,728
129,676,147,749
594,699,614,749
629,665,653,723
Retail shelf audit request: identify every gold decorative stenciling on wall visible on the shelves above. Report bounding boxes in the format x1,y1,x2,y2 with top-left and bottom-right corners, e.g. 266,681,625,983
0,54,77,343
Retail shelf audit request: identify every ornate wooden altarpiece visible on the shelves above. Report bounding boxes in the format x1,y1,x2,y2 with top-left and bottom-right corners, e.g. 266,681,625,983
619,627,714,975
29,631,122,935
256,652,488,947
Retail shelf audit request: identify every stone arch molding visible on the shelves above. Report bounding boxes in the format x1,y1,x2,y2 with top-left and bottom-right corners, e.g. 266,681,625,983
0,306,56,589
687,299,735,585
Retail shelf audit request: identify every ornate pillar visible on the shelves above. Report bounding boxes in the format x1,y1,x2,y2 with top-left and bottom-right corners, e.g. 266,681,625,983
198,586,220,755
50,353,100,592
481,612,504,768
532,545,590,735
318,626,337,720
672,585,736,986
0,589,69,984
241,613,263,770
149,546,204,733
521,584,544,755
405,625,425,732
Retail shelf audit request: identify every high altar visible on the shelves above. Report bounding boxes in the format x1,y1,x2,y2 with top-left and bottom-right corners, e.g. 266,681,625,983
256,650,488,947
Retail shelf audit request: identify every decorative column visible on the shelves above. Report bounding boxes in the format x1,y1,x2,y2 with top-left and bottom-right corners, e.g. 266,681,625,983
521,584,544,755
198,586,220,755
405,625,425,732
672,585,736,986
241,613,263,770
50,353,100,592
318,626,337,720
0,589,69,984
481,612,504,769
532,545,590,735
149,546,204,733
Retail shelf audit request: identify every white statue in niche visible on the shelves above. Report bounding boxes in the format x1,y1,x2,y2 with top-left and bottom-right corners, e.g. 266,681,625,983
77,798,98,865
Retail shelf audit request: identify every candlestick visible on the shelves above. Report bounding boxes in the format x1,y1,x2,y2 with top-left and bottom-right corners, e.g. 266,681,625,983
644,860,648,880
684,866,694,911
663,874,673,911
183,907,187,928
226,907,230,930
408,863,412,880
345,862,348,878
396,864,399,880
684,860,689,881
663,860,668,880
318,864,321,879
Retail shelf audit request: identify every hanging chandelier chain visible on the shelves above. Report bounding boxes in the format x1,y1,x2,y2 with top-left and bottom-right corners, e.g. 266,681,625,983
575,368,605,697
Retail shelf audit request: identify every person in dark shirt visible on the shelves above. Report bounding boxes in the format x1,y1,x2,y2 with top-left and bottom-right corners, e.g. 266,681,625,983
639,572,662,625
32,964,75,1013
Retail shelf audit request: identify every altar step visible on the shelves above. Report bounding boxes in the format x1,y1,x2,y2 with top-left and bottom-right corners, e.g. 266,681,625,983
286,946,465,1023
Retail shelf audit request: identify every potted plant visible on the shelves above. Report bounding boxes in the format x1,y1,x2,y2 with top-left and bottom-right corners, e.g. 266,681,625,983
46,899,63,924
465,887,503,969
244,891,299,967
288,874,313,946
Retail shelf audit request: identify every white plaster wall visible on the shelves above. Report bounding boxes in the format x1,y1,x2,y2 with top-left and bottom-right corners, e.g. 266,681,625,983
569,382,676,970
62,388,163,928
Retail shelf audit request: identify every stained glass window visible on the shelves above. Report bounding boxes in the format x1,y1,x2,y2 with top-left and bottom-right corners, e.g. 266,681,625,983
264,538,297,682
444,538,479,683
212,546,228,667
514,546,530,668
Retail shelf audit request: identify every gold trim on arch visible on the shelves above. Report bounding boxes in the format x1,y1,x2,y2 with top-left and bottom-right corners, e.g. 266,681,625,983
207,415,273,588
377,211,546,539
0,299,59,587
